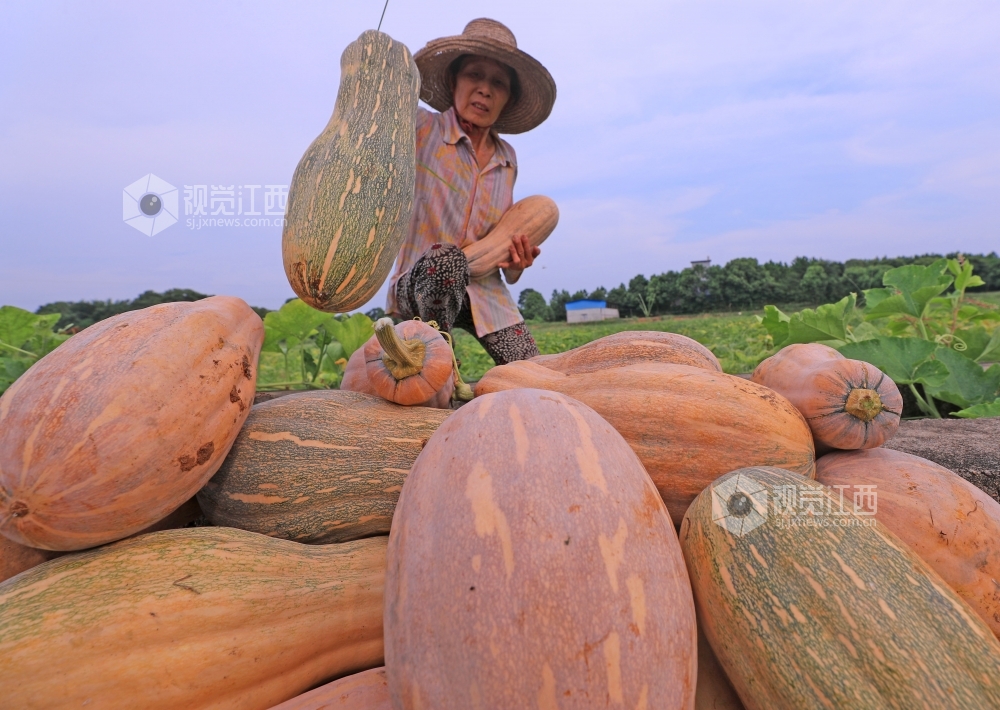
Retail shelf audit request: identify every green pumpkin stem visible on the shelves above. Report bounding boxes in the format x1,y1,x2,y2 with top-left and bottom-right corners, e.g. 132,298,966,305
374,318,426,381
845,388,884,422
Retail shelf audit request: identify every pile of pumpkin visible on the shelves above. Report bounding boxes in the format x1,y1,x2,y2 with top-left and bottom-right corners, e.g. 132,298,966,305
2,295,1000,710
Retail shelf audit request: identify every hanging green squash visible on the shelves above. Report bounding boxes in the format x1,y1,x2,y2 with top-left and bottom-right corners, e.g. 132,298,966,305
283,30,420,312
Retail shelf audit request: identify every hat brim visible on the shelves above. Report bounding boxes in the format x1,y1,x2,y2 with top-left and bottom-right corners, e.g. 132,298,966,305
414,36,556,134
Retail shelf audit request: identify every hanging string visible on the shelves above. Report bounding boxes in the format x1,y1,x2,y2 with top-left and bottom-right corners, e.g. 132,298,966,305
376,0,390,31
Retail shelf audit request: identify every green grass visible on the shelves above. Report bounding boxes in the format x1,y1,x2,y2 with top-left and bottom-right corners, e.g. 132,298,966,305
258,352,308,390
257,351,344,391
454,312,773,381
971,291,1000,307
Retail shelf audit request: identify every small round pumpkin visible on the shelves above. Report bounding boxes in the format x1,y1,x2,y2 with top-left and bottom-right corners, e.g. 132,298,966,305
341,347,378,397
752,343,902,451
364,318,454,406
343,343,454,408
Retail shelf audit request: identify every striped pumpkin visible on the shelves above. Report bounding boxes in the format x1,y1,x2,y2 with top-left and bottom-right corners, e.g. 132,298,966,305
282,30,420,313
198,391,450,543
816,448,1000,638
1,536,59,585
681,466,1000,709
0,529,386,709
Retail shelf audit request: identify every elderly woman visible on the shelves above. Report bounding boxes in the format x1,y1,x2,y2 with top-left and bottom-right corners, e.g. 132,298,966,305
385,18,556,365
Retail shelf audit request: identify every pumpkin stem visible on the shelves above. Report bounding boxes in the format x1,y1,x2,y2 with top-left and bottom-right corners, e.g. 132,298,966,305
845,388,883,422
374,318,426,380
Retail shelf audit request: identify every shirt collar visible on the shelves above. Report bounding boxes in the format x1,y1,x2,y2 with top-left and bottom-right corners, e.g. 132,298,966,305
442,107,516,169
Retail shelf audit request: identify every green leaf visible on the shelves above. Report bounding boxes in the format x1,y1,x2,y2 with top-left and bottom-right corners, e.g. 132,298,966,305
758,306,790,348
839,336,948,386
953,399,1000,419
925,347,1000,408
876,260,953,318
884,319,913,337
978,328,1000,363
864,293,916,320
262,299,333,353
943,326,991,361
0,306,42,350
847,321,881,342
967,309,1000,324
328,313,375,359
302,348,320,382
23,327,69,359
321,341,346,371
784,294,855,345
862,288,893,312
948,258,985,293
314,323,335,351
0,355,31,394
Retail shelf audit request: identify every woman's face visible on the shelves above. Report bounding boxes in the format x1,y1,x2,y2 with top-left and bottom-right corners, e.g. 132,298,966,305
452,56,512,129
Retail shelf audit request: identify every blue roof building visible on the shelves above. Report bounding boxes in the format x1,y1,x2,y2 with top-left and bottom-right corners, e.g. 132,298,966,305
565,300,607,311
564,300,619,323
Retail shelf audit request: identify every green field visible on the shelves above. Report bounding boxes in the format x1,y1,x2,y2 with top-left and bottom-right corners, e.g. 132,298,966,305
972,292,1000,307
454,312,771,381
259,291,1000,388
256,310,770,389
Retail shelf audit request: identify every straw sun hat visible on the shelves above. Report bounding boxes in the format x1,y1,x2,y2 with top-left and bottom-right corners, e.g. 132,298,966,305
414,18,556,134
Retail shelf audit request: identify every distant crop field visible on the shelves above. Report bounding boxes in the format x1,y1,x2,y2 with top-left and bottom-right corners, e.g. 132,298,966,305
260,291,1000,387
454,311,772,381
971,291,1000,307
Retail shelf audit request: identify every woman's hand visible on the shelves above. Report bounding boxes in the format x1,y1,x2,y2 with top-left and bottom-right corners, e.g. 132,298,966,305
499,234,540,284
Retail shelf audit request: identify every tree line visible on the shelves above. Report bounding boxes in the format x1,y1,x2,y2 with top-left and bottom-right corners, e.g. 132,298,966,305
29,252,1000,329
35,289,271,331
517,252,1000,321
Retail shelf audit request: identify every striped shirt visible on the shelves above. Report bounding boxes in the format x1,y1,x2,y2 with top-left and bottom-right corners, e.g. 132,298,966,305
386,106,522,337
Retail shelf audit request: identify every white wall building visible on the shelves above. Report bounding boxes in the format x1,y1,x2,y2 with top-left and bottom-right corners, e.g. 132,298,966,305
565,300,620,323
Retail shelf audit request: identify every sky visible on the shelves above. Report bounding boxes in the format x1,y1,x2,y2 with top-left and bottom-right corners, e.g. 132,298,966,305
1,1,998,313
